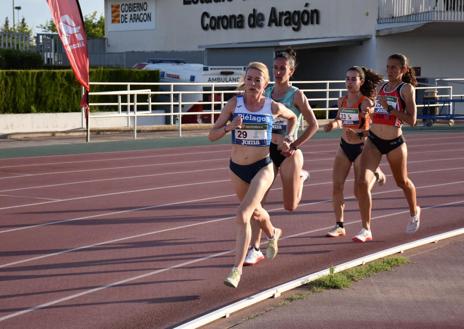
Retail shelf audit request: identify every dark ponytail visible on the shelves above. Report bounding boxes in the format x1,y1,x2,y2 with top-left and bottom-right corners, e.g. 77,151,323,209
347,66,383,99
388,53,417,86
275,47,297,70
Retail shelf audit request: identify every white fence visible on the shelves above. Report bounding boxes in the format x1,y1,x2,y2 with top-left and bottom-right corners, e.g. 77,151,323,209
85,79,464,140
0,32,32,50
378,0,464,23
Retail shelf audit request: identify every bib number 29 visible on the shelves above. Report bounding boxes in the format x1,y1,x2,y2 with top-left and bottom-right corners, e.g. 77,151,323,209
236,130,248,139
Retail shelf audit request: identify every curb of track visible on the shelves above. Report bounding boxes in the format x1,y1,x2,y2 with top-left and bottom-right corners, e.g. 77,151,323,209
174,227,464,329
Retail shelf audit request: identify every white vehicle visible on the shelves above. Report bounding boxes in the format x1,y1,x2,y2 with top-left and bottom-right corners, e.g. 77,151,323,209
134,59,245,123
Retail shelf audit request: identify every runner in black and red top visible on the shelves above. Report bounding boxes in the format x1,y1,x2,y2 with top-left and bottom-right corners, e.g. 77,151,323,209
324,66,385,239
354,53,421,243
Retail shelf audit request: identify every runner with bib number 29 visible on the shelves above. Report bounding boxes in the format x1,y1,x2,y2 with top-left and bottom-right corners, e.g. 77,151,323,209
208,62,297,288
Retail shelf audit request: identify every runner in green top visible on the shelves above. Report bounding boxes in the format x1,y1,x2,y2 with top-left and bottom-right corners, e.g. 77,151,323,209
244,48,319,266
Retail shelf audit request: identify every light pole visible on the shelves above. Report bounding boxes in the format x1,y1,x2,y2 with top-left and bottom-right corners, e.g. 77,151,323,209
12,0,15,29
14,6,21,29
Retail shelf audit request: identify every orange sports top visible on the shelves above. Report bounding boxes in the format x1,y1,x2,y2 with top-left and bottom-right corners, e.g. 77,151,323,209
339,95,369,130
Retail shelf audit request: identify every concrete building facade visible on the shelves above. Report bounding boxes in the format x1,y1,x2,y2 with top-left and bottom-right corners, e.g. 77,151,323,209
103,0,464,81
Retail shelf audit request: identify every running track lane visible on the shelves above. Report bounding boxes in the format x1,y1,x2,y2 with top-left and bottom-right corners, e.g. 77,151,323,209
0,131,463,329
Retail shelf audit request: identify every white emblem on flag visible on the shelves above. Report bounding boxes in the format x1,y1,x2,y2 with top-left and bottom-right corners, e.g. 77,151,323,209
59,15,84,49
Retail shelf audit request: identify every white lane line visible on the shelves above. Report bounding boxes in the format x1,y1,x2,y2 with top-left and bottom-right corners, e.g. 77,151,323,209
177,227,464,329
0,149,230,170
2,153,462,194
0,189,235,235
0,154,345,181
0,194,59,201
0,143,228,163
0,194,237,269
0,167,226,193
288,199,464,240
0,155,335,181
0,137,342,166
1,179,463,269
0,198,462,323
0,132,460,166
0,179,230,212
0,138,462,180
0,248,234,323
0,158,225,181
1,156,463,213
2,138,459,171
1,164,464,234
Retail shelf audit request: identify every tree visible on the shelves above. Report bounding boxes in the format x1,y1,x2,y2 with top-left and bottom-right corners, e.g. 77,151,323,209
84,11,105,38
2,16,32,34
1,16,33,50
17,18,32,36
1,17,12,32
39,11,105,38
37,19,56,33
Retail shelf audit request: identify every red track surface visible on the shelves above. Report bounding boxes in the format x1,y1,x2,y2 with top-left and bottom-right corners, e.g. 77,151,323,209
0,131,463,329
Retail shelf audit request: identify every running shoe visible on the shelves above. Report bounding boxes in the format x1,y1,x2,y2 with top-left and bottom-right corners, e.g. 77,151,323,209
352,228,373,243
244,248,265,266
327,225,346,237
406,206,421,234
266,228,282,260
300,169,310,183
224,267,241,288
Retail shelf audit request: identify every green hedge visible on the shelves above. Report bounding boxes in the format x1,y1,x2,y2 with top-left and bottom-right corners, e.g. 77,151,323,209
0,68,159,113
0,49,43,69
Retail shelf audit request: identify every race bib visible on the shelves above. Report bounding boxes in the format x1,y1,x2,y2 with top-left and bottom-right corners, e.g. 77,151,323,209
375,96,398,114
233,123,269,146
272,118,287,135
340,108,359,127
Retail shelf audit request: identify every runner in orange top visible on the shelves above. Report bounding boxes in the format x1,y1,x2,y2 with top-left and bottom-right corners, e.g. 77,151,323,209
324,66,386,238
355,53,421,243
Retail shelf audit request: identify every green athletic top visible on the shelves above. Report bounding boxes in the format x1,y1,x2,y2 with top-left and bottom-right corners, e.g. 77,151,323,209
264,85,301,138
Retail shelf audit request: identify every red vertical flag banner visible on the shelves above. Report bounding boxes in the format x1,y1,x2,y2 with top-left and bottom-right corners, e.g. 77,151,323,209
46,0,90,122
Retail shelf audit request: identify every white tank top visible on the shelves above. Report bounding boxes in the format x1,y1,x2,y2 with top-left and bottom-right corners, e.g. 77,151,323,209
231,96,274,146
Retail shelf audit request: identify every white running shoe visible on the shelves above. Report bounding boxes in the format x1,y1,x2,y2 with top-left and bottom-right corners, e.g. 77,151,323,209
266,228,282,260
406,206,421,234
224,267,241,288
327,225,346,237
300,169,310,183
244,248,265,266
352,228,373,243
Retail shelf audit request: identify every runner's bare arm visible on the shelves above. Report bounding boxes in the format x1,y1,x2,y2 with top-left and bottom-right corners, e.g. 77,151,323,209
291,90,318,148
208,97,241,141
324,97,343,132
397,84,417,126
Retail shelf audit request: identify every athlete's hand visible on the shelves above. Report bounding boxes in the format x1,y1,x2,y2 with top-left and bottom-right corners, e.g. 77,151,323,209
280,140,295,157
324,121,334,132
345,128,358,140
229,115,243,130
379,96,389,111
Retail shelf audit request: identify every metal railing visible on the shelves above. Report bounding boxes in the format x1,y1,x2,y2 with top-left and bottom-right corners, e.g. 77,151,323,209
86,80,461,139
0,32,32,50
88,80,346,117
87,89,153,141
378,0,464,23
